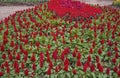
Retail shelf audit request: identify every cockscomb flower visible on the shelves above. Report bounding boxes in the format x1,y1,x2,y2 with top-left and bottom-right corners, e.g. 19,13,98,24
39,52,44,68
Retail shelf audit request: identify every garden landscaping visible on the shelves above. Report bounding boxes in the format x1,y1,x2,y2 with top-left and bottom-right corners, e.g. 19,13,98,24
0,0,120,78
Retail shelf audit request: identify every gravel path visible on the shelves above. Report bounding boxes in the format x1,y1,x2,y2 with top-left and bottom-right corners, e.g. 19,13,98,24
0,0,113,20
0,6,33,21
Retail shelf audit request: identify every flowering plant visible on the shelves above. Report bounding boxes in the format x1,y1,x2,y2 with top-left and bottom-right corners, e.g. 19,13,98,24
0,1,120,78
48,0,102,20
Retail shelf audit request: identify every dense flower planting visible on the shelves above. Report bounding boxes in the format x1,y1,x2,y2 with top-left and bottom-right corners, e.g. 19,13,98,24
48,0,102,19
0,0,120,78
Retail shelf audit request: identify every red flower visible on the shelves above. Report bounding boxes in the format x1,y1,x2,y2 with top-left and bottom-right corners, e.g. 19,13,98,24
106,68,110,75
13,60,19,68
72,50,76,57
98,48,102,55
98,65,104,72
76,59,82,66
2,53,6,59
0,45,4,51
83,62,89,72
49,60,53,68
115,52,119,58
39,52,44,67
113,66,118,73
46,67,51,75
96,56,100,63
4,61,9,67
23,55,28,62
32,63,36,71
112,57,116,64
0,71,4,76
87,55,91,62
107,51,111,57
117,70,120,77
31,53,36,62
52,49,58,60
64,58,69,72
77,52,81,59
107,39,113,46
6,67,10,74
35,41,40,48
21,62,25,69
89,47,93,54
63,47,70,55
10,41,15,47
15,66,20,74
16,53,20,60
24,68,29,76
92,41,96,48
64,64,69,72
61,52,65,60
100,39,104,44
90,64,95,72
114,46,119,52
72,69,77,74
55,66,59,72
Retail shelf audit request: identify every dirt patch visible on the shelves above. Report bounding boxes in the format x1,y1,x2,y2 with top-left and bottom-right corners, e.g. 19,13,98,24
0,6,34,20
0,1,48,6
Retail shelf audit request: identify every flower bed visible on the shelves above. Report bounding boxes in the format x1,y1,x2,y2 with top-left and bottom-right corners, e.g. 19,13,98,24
0,1,120,78
48,0,102,19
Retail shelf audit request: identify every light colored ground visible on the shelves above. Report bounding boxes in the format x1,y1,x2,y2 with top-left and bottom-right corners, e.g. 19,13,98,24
0,6,33,21
0,0,113,20
81,0,113,6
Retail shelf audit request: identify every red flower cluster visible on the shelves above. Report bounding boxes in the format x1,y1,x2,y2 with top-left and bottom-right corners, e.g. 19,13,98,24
48,0,102,18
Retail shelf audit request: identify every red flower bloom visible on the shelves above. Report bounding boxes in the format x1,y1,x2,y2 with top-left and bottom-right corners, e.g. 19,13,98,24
112,57,116,64
106,68,110,75
16,53,20,60
2,53,6,59
96,56,100,63
89,47,93,54
98,65,104,72
64,64,69,72
100,39,104,44
13,60,19,68
39,52,44,67
15,66,20,74
87,55,91,62
72,69,77,74
35,41,40,48
98,48,102,55
83,62,89,72
21,62,25,69
46,67,51,75
113,66,118,73
0,71,4,76
76,59,82,66
114,46,119,52
52,49,58,60
77,52,81,59
32,63,36,71
90,64,95,72
55,66,59,72
24,68,29,76
117,70,120,77
10,41,15,47
107,51,111,57
115,52,119,58
6,67,10,74
49,60,53,68
72,50,76,57
31,53,36,62
0,45,4,51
